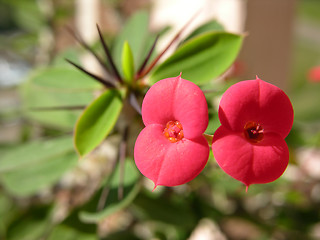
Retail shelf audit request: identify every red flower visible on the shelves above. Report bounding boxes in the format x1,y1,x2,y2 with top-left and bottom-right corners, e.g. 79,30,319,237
212,77,294,188
134,74,209,188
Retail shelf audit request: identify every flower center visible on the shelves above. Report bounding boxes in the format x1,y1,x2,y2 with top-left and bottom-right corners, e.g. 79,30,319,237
163,120,184,143
244,121,264,143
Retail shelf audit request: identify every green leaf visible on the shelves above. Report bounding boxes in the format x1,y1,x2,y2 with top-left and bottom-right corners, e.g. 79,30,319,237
29,67,101,90
0,136,78,197
100,231,141,240
182,20,224,44
112,11,150,75
121,41,135,83
0,136,74,173
0,193,18,238
79,159,140,223
20,67,101,130
48,210,97,240
206,111,220,135
47,225,98,240
1,153,78,197
133,192,196,229
6,205,52,240
74,89,125,156
5,0,45,32
150,32,243,85
52,48,81,68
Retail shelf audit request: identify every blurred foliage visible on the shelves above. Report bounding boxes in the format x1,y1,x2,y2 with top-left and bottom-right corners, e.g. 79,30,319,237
0,136,77,196
297,0,320,24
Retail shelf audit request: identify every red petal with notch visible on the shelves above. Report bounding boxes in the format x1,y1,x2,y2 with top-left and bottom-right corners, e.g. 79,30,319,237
134,124,209,187
218,78,294,138
212,126,289,187
142,74,208,139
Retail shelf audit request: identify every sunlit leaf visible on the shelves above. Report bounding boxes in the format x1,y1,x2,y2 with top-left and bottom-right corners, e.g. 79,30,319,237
121,41,135,83
74,89,125,156
150,32,243,85
181,19,224,44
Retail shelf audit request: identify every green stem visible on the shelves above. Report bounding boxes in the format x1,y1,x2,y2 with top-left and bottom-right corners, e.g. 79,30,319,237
203,133,213,146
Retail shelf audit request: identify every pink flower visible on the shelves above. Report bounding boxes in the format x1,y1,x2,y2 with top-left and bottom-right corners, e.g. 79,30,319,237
212,77,294,188
308,66,320,82
134,74,209,188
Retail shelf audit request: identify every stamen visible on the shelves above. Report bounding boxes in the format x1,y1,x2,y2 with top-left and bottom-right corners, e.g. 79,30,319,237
163,120,184,143
244,121,264,143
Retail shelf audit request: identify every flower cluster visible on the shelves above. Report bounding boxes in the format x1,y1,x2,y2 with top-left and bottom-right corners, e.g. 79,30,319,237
134,74,294,189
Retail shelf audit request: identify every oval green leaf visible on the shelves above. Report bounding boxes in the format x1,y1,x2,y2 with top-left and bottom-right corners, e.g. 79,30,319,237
121,41,135,83
30,67,101,90
20,67,100,130
74,89,125,156
181,20,224,44
150,32,243,85
0,137,78,197
0,136,74,173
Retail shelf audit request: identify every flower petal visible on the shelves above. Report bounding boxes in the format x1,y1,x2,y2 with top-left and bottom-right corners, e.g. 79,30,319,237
142,74,208,139
212,126,289,186
219,78,294,138
172,78,208,139
157,136,209,186
134,124,168,184
142,77,177,126
134,124,209,187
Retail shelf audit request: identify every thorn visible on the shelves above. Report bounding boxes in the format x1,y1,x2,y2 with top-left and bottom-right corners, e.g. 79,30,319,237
66,59,115,88
118,126,129,200
136,34,160,78
129,92,142,115
96,24,123,83
65,26,114,79
96,156,119,211
97,185,110,211
29,105,86,111
152,184,158,192
138,10,201,79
